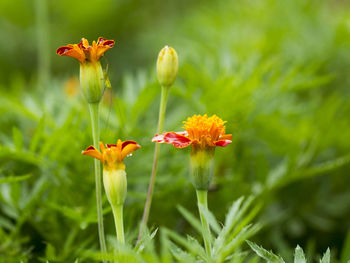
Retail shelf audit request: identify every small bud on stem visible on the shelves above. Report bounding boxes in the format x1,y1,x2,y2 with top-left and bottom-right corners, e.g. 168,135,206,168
157,46,178,87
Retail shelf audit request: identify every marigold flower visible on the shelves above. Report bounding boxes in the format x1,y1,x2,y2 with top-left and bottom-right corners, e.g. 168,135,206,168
56,37,115,103
152,114,232,150
82,139,141,171
153,114,231,190
56,37,115,64
82,140,141,206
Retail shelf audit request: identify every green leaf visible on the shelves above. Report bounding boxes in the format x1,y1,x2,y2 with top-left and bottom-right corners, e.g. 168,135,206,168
304,154,350,177
0,174,31,184
294,245,306,263
198,203,221,234
162,228,206,261
320,248,330,263
341,231,350,263
12,127,23,151
177,205,203,235
29,114,45,153
247,241,285,263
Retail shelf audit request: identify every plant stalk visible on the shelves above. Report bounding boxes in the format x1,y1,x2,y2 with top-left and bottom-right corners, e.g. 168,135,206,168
35,0,50,89
196,189,212,258
88,103,107,259
137,85,169,242
112,205,125,244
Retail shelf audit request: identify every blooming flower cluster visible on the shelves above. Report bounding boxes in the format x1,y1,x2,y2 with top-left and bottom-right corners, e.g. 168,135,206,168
57,38,232,250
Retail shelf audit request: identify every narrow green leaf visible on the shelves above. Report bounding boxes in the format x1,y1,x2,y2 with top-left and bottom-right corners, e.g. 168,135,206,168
12,127,23,151
163,228,206,261
29,114,45,153
294,245,306,263
341,231,350,263
247,240,285,263
304,155,350,177
0,174,31,184
177,205,203,235
198,203,221,234
320,248,330,263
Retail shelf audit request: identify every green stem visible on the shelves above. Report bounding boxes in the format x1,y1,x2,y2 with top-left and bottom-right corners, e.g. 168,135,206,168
35,0,50,89
88,103,107,259
112,205,125,244
137,86,169,243
196,189,212,258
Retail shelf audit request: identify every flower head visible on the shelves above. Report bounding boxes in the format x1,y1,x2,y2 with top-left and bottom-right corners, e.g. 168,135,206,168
153,114,231,190
57,37,115,103
82,139,141,171
56,37,115,64
153,114,232,150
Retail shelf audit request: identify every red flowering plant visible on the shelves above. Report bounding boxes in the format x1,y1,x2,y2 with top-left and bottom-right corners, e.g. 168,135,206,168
57,37,115,253
82,139,141,244
152,114,231,256
57,37,115,103
153,114,232,190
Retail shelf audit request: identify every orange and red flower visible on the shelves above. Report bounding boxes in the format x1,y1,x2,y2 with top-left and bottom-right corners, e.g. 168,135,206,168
82,139,141,170
56,37,115,64
152,114,232,149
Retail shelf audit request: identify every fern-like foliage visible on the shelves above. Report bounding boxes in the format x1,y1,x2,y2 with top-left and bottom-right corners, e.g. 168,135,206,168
162,196,261,262
247,241,331,263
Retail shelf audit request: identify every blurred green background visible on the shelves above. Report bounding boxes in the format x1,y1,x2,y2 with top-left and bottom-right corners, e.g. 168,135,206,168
0,0,350,261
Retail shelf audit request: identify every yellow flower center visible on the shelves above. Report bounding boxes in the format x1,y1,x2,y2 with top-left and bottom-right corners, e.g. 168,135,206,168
183,114,227,147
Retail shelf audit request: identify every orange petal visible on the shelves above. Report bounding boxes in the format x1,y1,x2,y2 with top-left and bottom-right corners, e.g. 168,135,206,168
80,38,90,49
99,142,106,153
219,134,232,140
82,145,103,161
56,44,85,63
121,141,141,160
96,38,115,60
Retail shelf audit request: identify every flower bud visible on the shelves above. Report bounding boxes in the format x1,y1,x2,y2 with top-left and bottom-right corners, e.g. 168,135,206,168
80,61,105,104
156,46,178,87
103,169,127,207
190,147,215,190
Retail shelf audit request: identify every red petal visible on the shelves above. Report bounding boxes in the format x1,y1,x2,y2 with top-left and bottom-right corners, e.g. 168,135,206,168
162,132,192,148
106,144,116,148
97,37,106,44
56,46,73,55
152,133,166,143
214,140,232,147
102,40,115,47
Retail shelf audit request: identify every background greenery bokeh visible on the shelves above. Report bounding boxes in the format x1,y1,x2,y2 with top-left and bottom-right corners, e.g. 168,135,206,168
0,0,350,262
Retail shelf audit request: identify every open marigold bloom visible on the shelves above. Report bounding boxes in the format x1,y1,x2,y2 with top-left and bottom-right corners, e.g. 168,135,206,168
82,139,141,170
153,114,231,190
152,114,232,150
82,139,141,207
56,37,115,64
56,37,115,103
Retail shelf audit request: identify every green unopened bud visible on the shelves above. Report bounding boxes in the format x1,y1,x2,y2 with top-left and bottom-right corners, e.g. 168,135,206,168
156,46,178,87
80,61,105,104
190,147,215,190
103,169,127,206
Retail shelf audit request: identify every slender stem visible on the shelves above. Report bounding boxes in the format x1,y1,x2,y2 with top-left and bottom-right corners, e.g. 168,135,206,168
112,205,125,244
35,0,50,89
88,103,107,259
137,86,169,242
196,189,212,258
